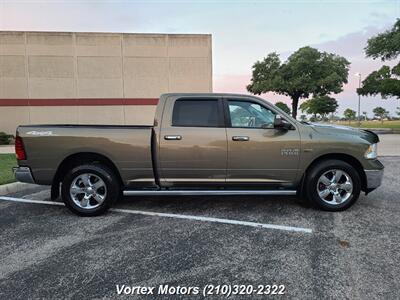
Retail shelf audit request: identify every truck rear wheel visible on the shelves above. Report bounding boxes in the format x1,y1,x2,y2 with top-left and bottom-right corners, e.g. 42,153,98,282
61,164,120,216
306,159,361,211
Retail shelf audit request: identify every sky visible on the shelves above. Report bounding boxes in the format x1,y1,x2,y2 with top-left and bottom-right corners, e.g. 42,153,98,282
1,0,399,117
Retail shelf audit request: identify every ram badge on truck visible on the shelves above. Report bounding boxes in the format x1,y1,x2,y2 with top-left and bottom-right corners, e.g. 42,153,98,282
14,93,384,216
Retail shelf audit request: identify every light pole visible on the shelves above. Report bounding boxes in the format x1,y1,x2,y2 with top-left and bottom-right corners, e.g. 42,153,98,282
355,73,362,126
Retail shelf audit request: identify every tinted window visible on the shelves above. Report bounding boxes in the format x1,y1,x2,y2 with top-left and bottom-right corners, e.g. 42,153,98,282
172,99,221,127
228,100,276,128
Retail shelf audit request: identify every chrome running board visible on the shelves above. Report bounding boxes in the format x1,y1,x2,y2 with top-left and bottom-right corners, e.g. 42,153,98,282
123,190,297,196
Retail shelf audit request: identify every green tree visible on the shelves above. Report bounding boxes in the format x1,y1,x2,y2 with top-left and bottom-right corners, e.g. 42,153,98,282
358,19,400,99
299,95,338,120
275,101,291,114
373,106,389,123
247,47,350,119
343,108,356,124
300,101,312,117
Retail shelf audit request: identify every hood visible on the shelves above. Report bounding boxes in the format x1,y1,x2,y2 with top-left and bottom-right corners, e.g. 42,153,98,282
308,123,379,144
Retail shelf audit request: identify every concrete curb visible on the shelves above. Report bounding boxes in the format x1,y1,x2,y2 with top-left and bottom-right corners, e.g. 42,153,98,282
0,182,38,196
0,145,14,154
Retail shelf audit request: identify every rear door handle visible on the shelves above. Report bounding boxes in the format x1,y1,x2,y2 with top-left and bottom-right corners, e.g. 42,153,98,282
232,136,249,141
164,135,182,140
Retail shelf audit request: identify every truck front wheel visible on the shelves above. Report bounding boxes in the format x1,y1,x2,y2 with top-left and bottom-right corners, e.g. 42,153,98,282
61,164,120,216
306,159,361,211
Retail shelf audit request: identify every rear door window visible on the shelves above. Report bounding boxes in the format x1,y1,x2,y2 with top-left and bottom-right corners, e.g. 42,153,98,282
172,99,222,127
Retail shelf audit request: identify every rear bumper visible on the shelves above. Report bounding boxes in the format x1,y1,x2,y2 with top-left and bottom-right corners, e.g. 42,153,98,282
365,169,384,190
13,167,35,184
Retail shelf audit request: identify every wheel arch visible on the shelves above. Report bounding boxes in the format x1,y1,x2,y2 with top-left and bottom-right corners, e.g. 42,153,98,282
51,152,123,200
298,153,367,197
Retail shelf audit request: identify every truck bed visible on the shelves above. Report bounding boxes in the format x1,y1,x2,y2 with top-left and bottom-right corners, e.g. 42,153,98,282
17,124,155,186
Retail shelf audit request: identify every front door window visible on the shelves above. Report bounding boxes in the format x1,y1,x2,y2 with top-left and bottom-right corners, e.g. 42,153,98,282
228,101,276,128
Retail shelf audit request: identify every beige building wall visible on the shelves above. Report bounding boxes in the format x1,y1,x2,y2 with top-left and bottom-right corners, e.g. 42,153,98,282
0,31,212,134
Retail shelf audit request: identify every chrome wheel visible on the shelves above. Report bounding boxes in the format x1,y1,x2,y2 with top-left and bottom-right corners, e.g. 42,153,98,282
317,169,353,205
69,173,107,209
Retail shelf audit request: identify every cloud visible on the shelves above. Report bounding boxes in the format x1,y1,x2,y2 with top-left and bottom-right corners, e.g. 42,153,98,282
311,25,390,59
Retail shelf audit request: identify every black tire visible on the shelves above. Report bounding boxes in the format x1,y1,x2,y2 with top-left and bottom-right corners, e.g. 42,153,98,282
61,164,120,216
306,159,361,211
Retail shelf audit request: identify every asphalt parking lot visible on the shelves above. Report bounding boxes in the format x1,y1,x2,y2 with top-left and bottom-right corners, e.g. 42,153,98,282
0,157,399,299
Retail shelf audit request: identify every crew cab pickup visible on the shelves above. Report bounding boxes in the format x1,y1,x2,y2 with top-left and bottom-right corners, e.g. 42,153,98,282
14,93,384,216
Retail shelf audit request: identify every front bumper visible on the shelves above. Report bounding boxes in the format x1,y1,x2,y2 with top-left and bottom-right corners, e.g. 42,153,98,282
365,169,384,190
13,167,35,184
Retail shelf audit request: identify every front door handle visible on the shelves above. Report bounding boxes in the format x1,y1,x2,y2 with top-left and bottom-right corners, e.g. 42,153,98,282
164,135,182,140
232,136,249,141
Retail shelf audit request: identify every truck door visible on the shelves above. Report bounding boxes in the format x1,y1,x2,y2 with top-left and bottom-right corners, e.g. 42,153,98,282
225,98,300,185
159,97,227,186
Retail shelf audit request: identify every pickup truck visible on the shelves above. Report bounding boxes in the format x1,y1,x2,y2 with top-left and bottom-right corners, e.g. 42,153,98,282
14,93,384,216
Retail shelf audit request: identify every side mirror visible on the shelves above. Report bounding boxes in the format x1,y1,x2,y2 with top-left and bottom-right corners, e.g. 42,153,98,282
274,115,291,130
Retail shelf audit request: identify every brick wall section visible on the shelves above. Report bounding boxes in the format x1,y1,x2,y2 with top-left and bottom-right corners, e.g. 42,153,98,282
0,31,212,133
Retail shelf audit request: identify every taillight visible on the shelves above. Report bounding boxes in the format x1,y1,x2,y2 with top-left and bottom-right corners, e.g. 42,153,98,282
15,136,26,160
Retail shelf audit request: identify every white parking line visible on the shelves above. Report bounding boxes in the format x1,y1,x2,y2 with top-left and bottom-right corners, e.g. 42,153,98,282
111,208,312,233
0,196,313,234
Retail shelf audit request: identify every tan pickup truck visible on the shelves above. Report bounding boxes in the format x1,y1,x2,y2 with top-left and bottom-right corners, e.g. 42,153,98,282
14,93,384,216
